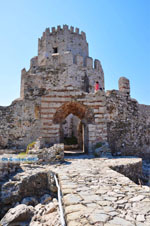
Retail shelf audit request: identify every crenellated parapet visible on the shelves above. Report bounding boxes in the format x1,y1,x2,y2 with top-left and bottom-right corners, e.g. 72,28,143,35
119,77,130,96
40,25,86,39
20,68,27,99
38,25,89,65
30,51,103,73
30,56,38,68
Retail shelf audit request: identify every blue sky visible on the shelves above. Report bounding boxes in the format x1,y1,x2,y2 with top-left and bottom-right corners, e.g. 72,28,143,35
0,0,149,106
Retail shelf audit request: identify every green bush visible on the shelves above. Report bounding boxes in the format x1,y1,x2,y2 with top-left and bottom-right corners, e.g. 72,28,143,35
95,142,103,149
64,136,78,145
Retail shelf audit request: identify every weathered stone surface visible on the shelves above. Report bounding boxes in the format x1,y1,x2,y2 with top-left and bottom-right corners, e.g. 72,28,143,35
21,197,38,206
52,157,150,225
106,89,150,158
108,217,134,226
63,194,82,206
1,204,34,226
129,195,145,202
40,194,52,204
28,143,64,163
89,213,110,223
94,142,112,157
136,214,145,222
1,156,150,225
0,168,56,218
44,202,57,214
0,161,21,181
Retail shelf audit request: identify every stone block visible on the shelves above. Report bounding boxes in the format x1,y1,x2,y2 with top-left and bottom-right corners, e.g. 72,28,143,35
99,107,106,114
75,55,83,66
94,59,101,71
85,57,93,69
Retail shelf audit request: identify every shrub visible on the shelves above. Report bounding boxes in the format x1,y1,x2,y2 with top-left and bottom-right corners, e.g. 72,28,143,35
95,142,103,149
64,136,78,145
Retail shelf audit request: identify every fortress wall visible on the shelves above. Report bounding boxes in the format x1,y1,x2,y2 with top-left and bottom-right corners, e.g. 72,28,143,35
30,56,38,68
35,51,103,72
22,55,104,99
138,104,150,124
0,87,107,152
0,99,41,149
106,90,150,158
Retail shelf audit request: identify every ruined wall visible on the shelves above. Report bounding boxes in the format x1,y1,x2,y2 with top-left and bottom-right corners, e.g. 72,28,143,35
138,104,150,157
0,98,41,149
0,161,21,181
106,89,150,158
23,52,104,100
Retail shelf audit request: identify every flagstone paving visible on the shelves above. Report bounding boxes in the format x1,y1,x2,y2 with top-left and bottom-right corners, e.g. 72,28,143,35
51,156,150,226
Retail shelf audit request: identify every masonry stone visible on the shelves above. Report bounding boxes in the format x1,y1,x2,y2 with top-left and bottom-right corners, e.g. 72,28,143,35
0,25,149,158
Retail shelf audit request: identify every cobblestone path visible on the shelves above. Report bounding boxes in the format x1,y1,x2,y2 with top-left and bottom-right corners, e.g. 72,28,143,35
52,156,150,226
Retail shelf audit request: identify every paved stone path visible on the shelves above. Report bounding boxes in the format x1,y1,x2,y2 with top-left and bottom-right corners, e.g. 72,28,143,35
51,156,150,226
1,155,150,225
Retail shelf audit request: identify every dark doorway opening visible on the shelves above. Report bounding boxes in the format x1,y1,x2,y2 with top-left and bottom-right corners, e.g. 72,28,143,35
60,114,87,155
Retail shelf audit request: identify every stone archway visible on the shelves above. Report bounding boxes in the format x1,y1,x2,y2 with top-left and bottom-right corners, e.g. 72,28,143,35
53,102,94,124
41,88,107,153
53,102,94,154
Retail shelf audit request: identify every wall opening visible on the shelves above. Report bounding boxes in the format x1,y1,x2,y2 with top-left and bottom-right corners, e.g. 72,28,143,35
53,102,94,154
60,113,86,154
53,47,58,53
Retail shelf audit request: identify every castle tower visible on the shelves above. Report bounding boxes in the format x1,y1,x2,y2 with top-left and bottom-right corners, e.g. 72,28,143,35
22,25,105,99
38,25,88,65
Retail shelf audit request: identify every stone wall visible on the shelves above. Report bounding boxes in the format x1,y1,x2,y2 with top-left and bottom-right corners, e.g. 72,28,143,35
23,52,104,100
38,25,88,65
0,167,57,219
106,89,150,158
0,98,41,149
41,87,107,153
0,86,107,153
108,157,142,184
0,161,20,181
28,143,64,163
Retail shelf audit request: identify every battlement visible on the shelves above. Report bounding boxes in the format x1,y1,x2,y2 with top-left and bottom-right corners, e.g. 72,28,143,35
119,77,130,96
38,25,89,66
40,25,86,40
30,51,103,72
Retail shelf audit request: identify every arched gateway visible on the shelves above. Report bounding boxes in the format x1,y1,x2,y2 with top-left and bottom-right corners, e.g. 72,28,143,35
53,102,94,153
40,86,107,154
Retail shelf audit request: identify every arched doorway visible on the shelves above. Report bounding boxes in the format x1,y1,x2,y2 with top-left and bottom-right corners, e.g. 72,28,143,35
53,102,94,154
60,113,83,153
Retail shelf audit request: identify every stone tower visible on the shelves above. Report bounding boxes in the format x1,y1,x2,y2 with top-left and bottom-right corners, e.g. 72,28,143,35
17,25,107,151
20,25,104,99
38,25,88,65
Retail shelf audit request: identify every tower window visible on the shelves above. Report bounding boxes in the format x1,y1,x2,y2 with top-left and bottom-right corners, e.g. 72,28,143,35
53,47,58,53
